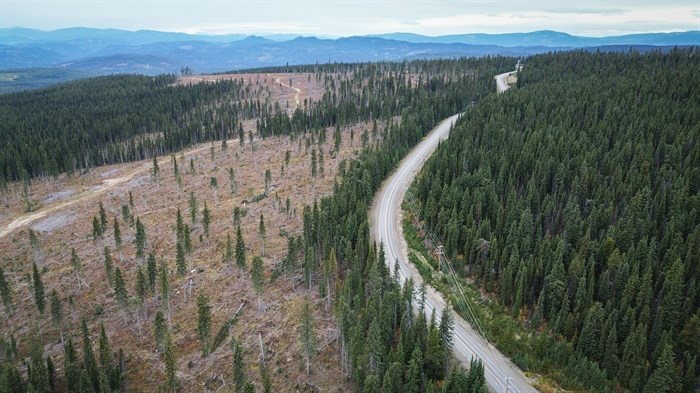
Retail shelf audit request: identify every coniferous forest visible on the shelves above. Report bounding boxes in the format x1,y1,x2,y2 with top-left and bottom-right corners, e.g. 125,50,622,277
2,47,697,393
0,57,511,392
414,48,699,392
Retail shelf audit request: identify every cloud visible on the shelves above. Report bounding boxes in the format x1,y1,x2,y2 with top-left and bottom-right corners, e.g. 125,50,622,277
546,8,627,16
396,5,700,36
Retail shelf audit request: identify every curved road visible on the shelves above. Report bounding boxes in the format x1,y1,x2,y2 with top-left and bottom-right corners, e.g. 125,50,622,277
370,113,537,391
495,63,521,93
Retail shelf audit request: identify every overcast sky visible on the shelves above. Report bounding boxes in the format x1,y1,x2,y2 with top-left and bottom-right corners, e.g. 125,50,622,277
1,0,698,37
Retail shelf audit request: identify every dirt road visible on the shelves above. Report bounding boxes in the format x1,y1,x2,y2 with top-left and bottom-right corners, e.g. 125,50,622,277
0,140,233,240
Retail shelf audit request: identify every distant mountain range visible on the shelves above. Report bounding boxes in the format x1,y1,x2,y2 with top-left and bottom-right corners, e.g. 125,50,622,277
368,30,700,47
0,27,697,92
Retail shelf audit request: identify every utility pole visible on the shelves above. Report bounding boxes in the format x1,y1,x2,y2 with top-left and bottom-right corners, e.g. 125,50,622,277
436,245,445,272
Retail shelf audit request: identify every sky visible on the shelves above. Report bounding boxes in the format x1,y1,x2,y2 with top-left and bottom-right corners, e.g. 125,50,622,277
1,0,699,37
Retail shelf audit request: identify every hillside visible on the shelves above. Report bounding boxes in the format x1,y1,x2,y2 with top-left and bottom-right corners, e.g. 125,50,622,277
0,58,504,392
412,48,699,392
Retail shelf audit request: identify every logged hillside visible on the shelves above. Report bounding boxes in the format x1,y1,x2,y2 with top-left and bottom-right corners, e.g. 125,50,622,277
413,49,699,392
0,57,512,392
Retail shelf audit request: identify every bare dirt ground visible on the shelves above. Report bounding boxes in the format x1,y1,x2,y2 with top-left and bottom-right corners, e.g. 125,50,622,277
178,72,326,115
0,72,389,392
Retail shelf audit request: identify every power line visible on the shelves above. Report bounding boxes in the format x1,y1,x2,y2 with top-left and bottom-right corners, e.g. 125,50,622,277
404,189,488,340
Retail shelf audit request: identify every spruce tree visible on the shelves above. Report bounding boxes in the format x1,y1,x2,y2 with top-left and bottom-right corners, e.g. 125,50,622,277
154,311,167,353
231,338,246,392
197,292,212,357
188,192,197,225
152,156,160,184
49,289,63,330
176,242,186,276
64,337,80,392
81,319,99,392
235,224,246,270
223,232,233,265
251,256,264,310
298,298,317,375
0,267,13,314
92,215,103,241
113,217,122,253
135,217,146,259
163,332,177,393
98,324,114,389
99,201,108,229
32,261,45,315
202,202,211,238
113,267,129,324
642,344,676,393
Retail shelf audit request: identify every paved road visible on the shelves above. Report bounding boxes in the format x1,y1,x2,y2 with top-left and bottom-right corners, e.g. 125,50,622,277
494,63,520,93
370,113,537,393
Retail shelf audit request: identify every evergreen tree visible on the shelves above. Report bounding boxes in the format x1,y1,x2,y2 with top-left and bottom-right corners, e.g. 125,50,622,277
32,261,45,315
154,311,167,353
176,242,186,276
113,217,122,252
49,289,63,331
135,217,146,259
64,337,80,392
163,332,178,393
113,267,129,324
99,201,108,229
251,256,264,310
439,303,454,354
175,207,184,244
235,224,246,270
223,232,233,265
197,292,212,357
98,324,114,389
0,267,13,314
160,261,172,327
264,169,272,194
642,344,677,393
363,374,380,393
188,192,197,225
382,362,403,393
92,215,103,241
27,327,50,392
202,202,211,238
81,319,99,392
298,298,317,375
231,338,246,393
46,355,56,392
405,347,423,393
152,155,160,179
